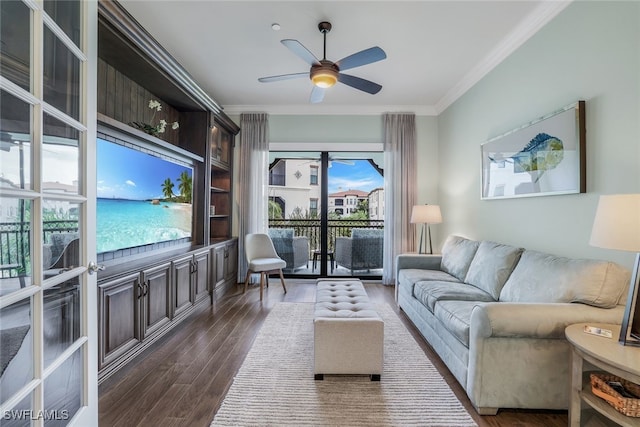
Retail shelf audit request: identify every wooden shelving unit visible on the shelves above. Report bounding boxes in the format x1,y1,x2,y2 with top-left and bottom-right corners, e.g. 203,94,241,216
209,119,234,241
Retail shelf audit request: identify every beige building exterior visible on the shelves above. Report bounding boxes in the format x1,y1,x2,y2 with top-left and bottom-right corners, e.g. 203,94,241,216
269,159,322,218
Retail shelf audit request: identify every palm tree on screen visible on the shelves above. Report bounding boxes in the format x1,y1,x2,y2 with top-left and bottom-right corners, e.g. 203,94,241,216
162,178,174,200
177,171,192,203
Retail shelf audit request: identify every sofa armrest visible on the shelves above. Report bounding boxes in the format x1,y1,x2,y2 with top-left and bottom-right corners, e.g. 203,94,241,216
395,254,442,276
471,302,626,340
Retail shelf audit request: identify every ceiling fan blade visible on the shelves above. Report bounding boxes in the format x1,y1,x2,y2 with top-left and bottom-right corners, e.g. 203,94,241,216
281,39,321,66
338,73,382,94
310,86,325,104
335,46,386,71
258,72,308,83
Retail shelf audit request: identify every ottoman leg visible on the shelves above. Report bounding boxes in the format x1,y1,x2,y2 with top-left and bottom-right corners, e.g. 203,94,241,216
314,374,324,381
370,374,381,381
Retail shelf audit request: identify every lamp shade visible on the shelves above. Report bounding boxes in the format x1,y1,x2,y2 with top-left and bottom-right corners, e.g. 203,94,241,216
590,194,640,252
410,205,442,224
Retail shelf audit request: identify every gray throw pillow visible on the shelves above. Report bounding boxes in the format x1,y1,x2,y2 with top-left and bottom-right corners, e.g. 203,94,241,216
464,240,523,299
440,235,480,282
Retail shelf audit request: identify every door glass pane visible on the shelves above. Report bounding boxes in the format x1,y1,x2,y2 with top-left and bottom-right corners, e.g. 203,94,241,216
268,152,320,276
43,200,80,279
43,280,81,368
0,90,32,190
43,26,80,120
43,346,82,425
0,0,31,91
42,113,79,194
1,392,32,427
0,297,33,405
43,0,81,46
328,153,384,277
0,198,32,296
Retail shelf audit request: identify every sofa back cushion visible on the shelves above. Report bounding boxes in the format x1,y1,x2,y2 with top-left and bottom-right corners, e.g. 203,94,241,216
440,235,480,282
499,250,630,308
464,241,523,299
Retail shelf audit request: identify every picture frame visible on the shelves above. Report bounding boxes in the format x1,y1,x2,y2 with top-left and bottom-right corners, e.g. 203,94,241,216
481,101,586,200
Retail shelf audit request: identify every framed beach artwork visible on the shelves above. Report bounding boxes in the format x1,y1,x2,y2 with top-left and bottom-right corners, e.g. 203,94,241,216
481,101,586,200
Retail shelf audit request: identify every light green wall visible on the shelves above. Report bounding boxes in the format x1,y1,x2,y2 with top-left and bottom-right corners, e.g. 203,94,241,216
436,1,640,268
269,115,382,143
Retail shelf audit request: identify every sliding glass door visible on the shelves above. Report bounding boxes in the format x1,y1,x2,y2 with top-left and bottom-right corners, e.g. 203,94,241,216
268,151,383,278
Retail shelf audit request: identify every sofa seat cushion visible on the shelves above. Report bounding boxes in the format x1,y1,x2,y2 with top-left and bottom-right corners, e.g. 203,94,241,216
500,250,631,308
433,300,480,347
413,281,495,313
398,268,460,292
440,235,480,282
464,241,523,299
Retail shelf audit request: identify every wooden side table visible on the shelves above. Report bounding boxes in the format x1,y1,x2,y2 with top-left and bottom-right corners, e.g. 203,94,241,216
565,323,640,426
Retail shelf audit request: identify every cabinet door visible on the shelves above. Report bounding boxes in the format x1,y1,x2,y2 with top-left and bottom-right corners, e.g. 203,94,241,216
193,250,210,302
225,240,238,282
172,255,194,318
141,263,172,339
213,245,226,288
98,272,141,369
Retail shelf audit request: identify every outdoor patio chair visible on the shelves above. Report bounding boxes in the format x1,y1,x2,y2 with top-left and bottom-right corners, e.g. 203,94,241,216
334,228,383,274
267,228,309,272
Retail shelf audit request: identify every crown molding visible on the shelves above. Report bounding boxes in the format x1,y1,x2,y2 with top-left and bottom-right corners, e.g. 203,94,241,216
221,104,438,117
434,0,573,114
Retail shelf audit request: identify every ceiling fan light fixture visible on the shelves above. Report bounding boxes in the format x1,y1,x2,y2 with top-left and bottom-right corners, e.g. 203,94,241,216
310,63,338,88
312,72,337,88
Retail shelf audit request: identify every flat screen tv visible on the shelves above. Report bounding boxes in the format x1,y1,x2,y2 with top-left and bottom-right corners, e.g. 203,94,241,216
96,136,193,254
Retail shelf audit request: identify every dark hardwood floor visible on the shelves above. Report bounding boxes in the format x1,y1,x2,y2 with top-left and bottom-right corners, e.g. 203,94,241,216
99,280,568,427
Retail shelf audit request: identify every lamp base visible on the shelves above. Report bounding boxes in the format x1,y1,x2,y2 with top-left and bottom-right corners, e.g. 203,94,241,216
619,252,640,346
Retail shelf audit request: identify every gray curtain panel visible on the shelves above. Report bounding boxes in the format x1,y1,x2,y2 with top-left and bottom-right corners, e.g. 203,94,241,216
383,113,417,285
237,113,270,283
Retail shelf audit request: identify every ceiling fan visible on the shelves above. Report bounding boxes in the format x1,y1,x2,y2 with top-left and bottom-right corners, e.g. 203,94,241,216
258,21,387,103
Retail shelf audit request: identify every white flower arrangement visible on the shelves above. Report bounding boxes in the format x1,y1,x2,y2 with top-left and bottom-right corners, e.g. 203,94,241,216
129,99,179,136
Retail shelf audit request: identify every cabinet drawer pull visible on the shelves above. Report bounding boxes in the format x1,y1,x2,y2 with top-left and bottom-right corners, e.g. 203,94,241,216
142,280,149,297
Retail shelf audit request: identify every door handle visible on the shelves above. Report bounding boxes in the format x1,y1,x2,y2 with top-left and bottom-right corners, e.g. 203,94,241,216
88,261,106,275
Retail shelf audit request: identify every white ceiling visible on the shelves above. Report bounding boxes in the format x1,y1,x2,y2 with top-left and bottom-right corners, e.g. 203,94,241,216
118,1,571,116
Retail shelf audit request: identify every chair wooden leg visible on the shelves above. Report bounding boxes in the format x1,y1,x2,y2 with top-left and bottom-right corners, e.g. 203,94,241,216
259,272,265,301
278,269,287,294
243,269,252,294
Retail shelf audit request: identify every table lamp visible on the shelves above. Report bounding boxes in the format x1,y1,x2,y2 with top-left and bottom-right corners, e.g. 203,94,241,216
589,194,640,346
410,205,442,254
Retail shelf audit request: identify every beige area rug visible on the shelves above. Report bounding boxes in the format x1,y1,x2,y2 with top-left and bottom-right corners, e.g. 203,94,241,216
211,302,478,427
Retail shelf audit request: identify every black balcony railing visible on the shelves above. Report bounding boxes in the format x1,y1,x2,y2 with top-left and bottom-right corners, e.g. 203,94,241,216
268,218,384,258
0,220,79,278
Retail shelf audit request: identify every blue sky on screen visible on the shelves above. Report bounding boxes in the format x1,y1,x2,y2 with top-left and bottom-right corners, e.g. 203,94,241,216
97,138,192,200
328,160,383,194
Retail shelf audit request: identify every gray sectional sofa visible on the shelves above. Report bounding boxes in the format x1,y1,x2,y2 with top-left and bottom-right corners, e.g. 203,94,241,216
396,235,630,415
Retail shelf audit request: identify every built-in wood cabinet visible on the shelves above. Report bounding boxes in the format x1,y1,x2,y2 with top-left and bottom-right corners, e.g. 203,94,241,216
96,0,240,383
140,262,172,339
98,248,219,381
193,249,210,302
211,239,238,298
98,272,141,370
172,255,196,318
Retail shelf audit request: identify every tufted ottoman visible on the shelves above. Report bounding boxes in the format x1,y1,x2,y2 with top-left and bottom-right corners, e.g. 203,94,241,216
314,279,384,381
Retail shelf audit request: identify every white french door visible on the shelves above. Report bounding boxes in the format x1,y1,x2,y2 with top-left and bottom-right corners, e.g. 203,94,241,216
0,1,98,425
